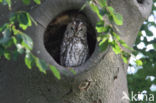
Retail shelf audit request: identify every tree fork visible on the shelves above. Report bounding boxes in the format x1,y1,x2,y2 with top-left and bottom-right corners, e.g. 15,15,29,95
0,0,152,103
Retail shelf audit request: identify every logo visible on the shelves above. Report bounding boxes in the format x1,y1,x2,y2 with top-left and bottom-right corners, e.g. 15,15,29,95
122,91,130,101
121,91,155,102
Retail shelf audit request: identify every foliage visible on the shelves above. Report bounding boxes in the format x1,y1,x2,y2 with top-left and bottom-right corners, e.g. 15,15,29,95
87,0,156,102
128,1,156,102
88,0,137,64
0,0,61,80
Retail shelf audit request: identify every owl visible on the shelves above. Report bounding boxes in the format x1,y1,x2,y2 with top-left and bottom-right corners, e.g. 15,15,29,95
60,18,89,67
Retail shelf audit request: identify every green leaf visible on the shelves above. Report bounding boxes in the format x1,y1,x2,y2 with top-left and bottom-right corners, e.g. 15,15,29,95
121,55,128,64
112,32,120,40
25,53,34,69
96,21,104,27
35,58,47,74
96,26,105,33
98,0,107,7
107,6,123,25
11,50,19,61
26,13,32,26
112,32,133,50
112,46,121,54
111,41,121,54
112,13,123,25
99,36,108,45
0,23,9,32
12,36,17,44
107,6,114,16
4,51,11,60
119,39,133,50
97,34,103,42
89,2,103,20
0,0,2,3
16,44,24,54
33,0,41,4
15,34,23,43
21,33,33,50
136,60,143,66
146,30,153,36
49,65,61,80
9,13,17,22
22,0,31,5
121,51,130,64
96,26,110,34
12,26,19,35
97,34,109,41
89,2,99,13
17,12,32,30
96,21,109,33
99,39,109,52
13,32,33,51
0,28,11,45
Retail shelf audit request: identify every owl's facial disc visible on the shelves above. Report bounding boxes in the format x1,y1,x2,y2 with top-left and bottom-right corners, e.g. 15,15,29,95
69,20,87,37
71,21,79,32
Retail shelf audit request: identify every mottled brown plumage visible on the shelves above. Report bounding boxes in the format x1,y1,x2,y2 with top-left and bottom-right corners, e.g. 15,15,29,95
60,18,89,67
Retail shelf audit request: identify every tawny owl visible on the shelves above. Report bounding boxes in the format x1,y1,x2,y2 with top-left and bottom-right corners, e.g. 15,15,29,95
60,18,89,67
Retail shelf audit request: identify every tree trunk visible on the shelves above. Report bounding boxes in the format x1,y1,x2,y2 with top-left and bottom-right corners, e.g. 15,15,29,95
0,0,152,103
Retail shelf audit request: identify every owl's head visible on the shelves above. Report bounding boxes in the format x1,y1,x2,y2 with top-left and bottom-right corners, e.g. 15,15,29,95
71,18,87,36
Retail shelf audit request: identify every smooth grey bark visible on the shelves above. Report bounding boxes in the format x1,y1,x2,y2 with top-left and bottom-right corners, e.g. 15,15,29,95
0,0,152,103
